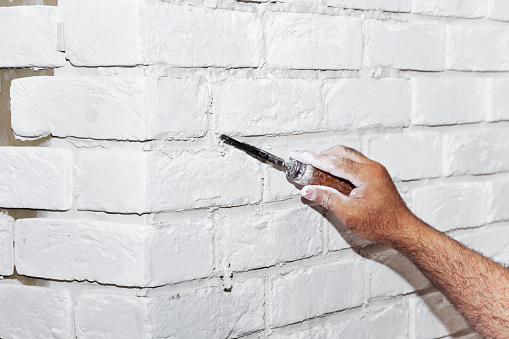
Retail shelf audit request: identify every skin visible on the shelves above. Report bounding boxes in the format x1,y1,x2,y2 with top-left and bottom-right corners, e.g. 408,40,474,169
291,146,509,339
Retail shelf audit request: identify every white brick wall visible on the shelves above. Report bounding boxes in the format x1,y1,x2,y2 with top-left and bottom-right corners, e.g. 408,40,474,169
2,0,507,337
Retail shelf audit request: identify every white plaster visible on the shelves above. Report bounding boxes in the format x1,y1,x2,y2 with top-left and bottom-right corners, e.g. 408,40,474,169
0,6,65,68
263,12,363,70
0,147,73,210
366,20,446,71
0,284,72,338
0,215,14,276
11,76,208,141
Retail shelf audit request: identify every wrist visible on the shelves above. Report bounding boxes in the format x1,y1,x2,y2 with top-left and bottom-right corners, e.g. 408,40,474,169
383,213,430,252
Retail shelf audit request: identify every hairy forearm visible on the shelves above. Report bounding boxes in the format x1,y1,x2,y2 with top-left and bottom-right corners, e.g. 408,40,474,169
390,217,509,338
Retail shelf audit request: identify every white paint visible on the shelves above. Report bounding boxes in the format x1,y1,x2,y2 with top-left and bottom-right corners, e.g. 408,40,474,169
263,12,363,70
0,6,65,68
11,76,209,141
446,25,509,71
367,132,442,180
366,20,446,71
411,78,486,125
412,0,486,18
0,215,14,276
0,284,72,338
326,0,411,12
0,147,72,210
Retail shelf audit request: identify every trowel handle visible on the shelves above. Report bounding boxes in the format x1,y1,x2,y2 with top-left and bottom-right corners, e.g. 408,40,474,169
287,161,354,197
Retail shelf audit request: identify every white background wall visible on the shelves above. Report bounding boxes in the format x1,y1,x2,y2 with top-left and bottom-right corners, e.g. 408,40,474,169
1,0,509,337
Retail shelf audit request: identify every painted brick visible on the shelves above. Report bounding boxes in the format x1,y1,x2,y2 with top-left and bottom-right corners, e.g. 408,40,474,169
0,6,64,68
216,206,322,272
63,1,140,66
143,278,265,338
324,78,410,131
15,218,213,287
487,1,509,21
274,299,409,339
325,0,411,12
412,78,485,125
75,149,261,213
0,147,72,210
325,211,372,251
140,3,261,67
0,284,72,338
446,25,509,71
443,129,509,176
270,259,364,327
214,79,323,136
412,0,486,18
411,292,469,339
367,132,442,180
11,76,208,141
452,224,509,266
264,12,362,70
366,248,431,300
486,178,509,222
487,79,509,122
366,20,445,71
412,182,487,232
0,215,14,276
262,137,361,203
75,291,143,339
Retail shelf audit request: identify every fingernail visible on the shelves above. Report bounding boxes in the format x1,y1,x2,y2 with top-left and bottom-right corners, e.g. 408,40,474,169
301,186,316,200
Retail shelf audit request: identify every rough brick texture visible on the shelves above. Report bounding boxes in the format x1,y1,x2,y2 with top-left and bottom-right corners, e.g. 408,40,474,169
11,76,208,141
0,284,72,338
0,6,64,68
0,147,72,210
0,215,14,276
5,0,508,338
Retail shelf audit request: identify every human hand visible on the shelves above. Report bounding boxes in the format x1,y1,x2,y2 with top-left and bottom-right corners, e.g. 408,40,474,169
291,146,417,246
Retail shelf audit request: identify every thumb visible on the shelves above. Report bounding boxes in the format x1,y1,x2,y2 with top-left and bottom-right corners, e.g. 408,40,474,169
301,185,347,210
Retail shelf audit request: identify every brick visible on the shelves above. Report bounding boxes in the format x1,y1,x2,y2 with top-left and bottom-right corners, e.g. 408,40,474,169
486,178,509,222
0,6,64,68
411,78,485,126
75,149,261,213
214,79,323,136
0,284,72,338
63,1,140,66
0,147,72,210
443,129,509,176
446,26,509,71
487,1,509,21
412,182,486,232
325,212,371,251
367,132,442,181
487,79,509,122
11,76,208,141
216,206,322,272
412,0,486,18
270,259,364,327
366,248,430,299
453,224,509,266
272,299,409,338
324,78,410,130
75,291,143,339
15,218,213,287
262,137,361,203
140,3,261,67
325,0,410,12
143,278,264,338
0,215,13,276
264,12,362,70
411,292,469,339
366,20,445,71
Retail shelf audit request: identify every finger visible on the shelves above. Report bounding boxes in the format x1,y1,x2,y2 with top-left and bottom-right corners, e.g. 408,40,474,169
301,185,347,211
290,150,367,188
320,145,370,164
